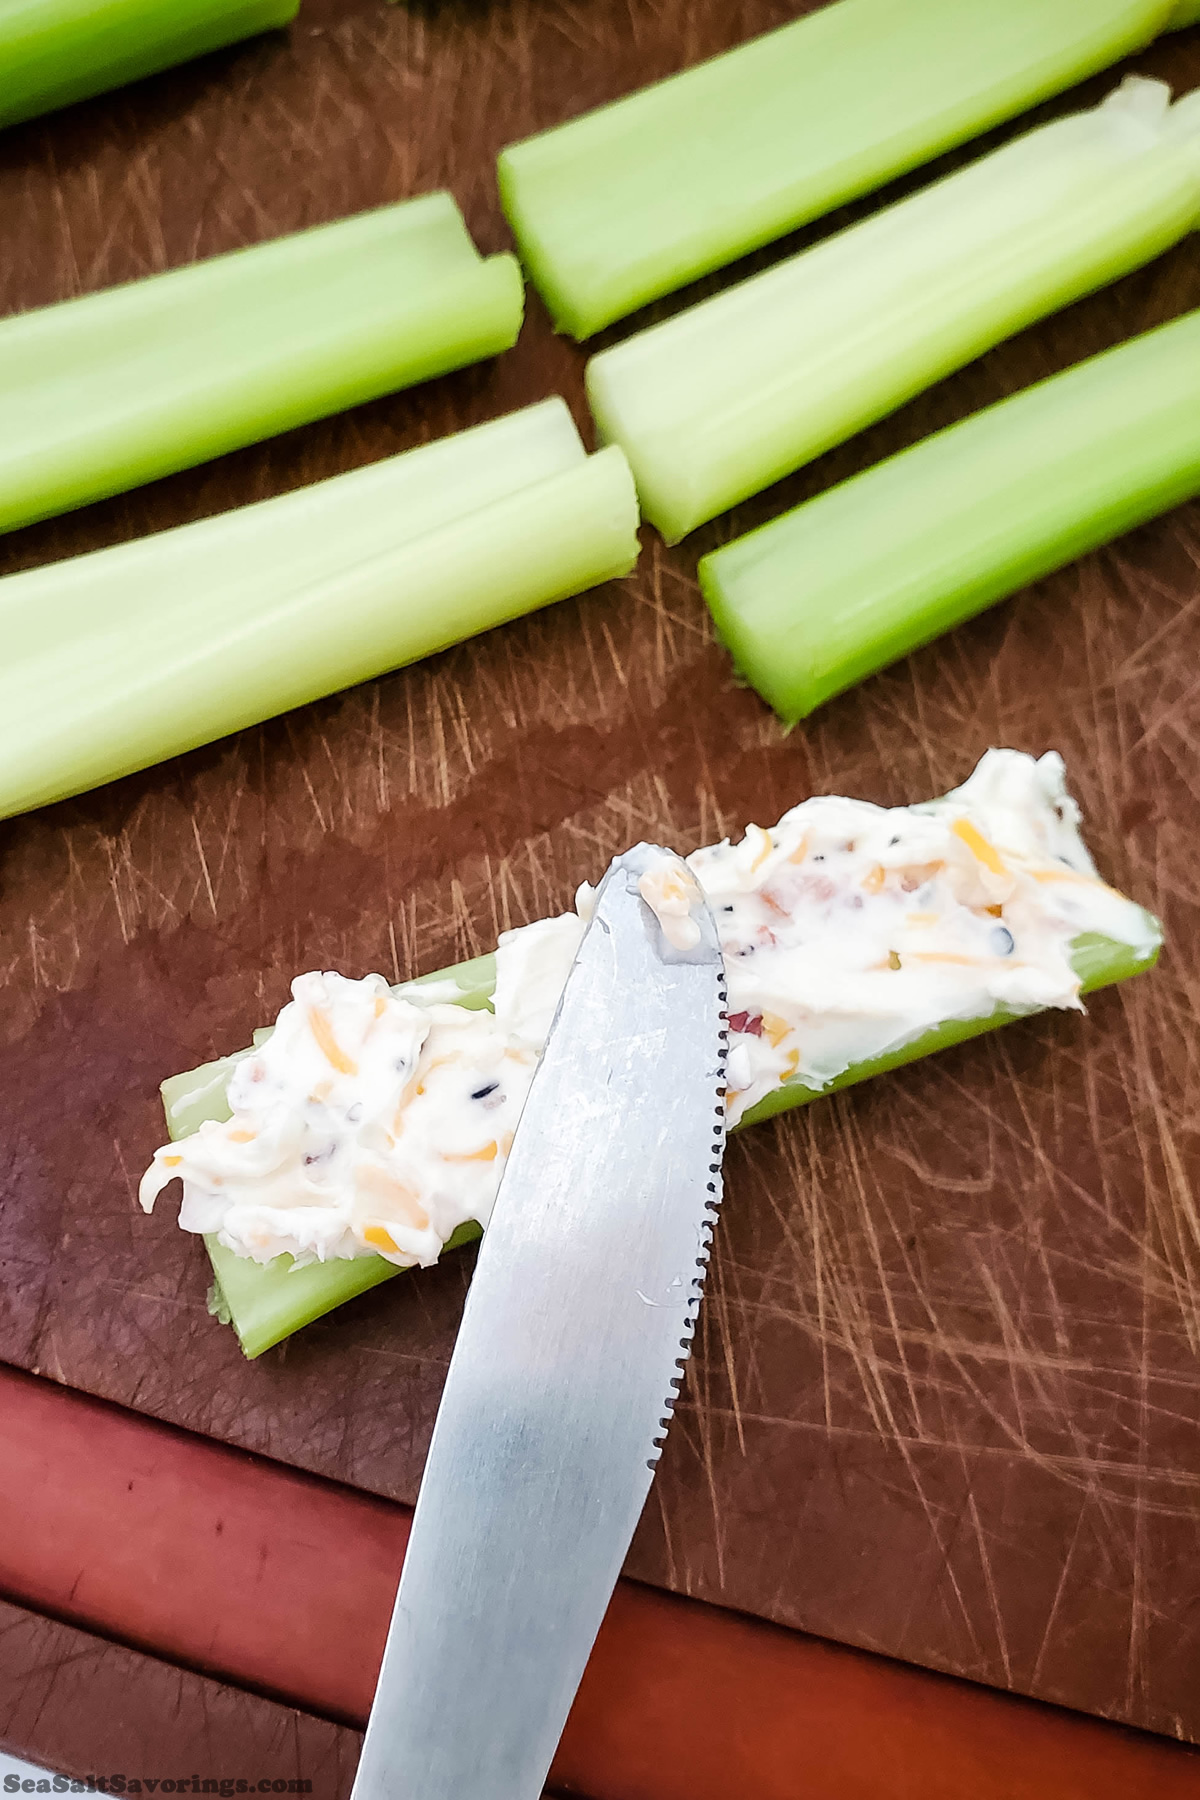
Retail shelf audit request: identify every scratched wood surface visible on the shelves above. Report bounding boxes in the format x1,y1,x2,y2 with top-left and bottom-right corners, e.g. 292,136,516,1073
1,0,1199,1744
0,1597,363,1796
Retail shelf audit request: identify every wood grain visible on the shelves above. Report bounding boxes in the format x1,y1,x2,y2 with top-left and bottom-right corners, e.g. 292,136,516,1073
3,1363,1199,1799
0,0,1199,1743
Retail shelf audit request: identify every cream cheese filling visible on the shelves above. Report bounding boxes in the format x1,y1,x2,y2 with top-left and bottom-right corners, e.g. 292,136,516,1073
140,750,1159,1268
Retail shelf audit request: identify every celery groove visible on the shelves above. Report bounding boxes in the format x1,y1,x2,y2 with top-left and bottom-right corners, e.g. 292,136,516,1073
0,0,299,130
498,0,1181,340
587,80,1200,543
698,308,1200,724
0,194,524,535
160,931,1158,1359
0,401,639,819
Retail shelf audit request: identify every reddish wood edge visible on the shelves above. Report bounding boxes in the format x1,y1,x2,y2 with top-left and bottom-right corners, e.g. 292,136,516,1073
1,1363,1196,1800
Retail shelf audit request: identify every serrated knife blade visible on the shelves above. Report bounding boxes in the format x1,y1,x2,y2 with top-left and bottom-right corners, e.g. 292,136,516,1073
350,843,729,1800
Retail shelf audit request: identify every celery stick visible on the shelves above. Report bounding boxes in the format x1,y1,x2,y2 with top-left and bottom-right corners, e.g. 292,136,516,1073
587,80,1200,542
698,307,1200,723
0,403,639,819
498,0,1180,340
163,926,1158,1358
0,194,523,535
172,959,499,1357
205,1223,485,1362
0,0,299,130
1168,0,1200,24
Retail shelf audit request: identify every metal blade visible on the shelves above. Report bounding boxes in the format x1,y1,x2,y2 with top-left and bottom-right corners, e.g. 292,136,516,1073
351,843,728,1800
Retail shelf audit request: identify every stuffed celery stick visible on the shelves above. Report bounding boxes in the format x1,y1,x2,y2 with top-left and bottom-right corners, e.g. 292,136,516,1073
0,0,298,130
699,307,1200,723
0,193,523,535
499,0,1182,340
141,751,1162,1358
0,401,638,819
586,78,1200,542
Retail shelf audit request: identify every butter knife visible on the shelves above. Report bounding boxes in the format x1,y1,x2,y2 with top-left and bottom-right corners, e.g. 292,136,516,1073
351,842,729,1799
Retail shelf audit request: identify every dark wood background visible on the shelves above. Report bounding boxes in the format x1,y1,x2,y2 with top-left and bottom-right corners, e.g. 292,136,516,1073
1,0,1199,1744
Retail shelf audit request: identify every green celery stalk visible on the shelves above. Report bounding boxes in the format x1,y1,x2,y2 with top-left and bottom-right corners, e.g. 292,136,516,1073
498,0,1181,340
160,926,1159,1359
1168,1,1200,25
587,81,1200,542
0,193,524,535
167,958,497,1359
0,0,299,130
698,307,1200,723
0,402,639,819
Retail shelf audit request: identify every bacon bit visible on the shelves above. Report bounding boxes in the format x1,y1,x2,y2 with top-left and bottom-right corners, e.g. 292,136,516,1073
227,1128,256,1144
986,904,1004,917
761,1012,790,1048
307,1007,358,1077
952,818,1007,876
899,862,943,893
162,1153,182,1168
888,951,902,971
442,1141,500,1164
862,864,886,894
727,1011,764,1037
363,1224,400,1254
761,890,790,918
782,1049,800,1078
787,833,811,865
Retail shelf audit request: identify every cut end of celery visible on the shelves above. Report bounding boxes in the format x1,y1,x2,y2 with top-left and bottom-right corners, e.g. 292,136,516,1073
698,551,812,722
497,154,597,341
586,357,696,542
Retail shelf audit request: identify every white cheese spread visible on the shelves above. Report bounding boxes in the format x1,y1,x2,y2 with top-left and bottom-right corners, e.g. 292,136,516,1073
140,750,1159,1269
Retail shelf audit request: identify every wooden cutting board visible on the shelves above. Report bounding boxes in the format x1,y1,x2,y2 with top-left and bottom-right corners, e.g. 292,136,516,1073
2,0,1199,1745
